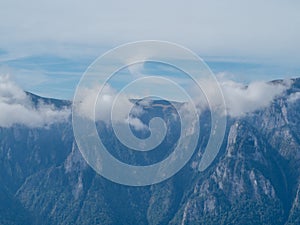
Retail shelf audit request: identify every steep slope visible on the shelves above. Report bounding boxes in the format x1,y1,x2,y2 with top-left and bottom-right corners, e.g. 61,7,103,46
0,78,299,224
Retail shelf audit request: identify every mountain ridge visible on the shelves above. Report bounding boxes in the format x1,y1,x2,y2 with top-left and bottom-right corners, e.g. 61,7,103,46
0,77,300,224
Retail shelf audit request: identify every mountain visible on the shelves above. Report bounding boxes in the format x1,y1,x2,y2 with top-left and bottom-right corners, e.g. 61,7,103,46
0,78,300,225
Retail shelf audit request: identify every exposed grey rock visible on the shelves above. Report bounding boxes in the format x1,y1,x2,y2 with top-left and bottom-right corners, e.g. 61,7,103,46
0,78,299,224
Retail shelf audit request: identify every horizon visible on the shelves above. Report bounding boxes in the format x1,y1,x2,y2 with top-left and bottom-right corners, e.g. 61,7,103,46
2,57,299,100
1,0,300,99
15,73,300,101
1,1,300,224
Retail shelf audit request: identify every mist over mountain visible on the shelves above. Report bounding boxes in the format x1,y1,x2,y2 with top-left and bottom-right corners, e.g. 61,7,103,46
0,77,300,224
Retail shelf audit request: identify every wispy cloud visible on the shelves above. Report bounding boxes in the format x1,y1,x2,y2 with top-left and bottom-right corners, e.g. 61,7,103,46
219,79,290,117
188,76,291,118
1,0,299,100
0,0,299,64
75,74,291,130
288,92,300,103
74,83,146,130
0,75,70,128
0,72,292,129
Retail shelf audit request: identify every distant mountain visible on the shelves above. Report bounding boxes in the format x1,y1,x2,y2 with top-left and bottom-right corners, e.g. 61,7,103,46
0,78,300,225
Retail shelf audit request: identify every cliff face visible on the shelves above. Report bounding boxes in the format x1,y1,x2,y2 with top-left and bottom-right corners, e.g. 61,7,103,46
0,78,300,225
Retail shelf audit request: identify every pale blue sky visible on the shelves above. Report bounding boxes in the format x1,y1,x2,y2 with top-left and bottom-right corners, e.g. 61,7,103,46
0,0,299,99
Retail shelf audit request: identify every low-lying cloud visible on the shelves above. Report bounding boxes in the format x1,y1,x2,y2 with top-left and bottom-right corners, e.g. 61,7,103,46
74,84,146,130
75,77,291,129
190,76,291,118
288,92,300,103
219,79,291,117
0,75,70,128
1,73,292,129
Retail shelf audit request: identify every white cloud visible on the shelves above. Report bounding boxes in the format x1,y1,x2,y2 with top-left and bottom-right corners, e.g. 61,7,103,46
0,0,299,101
0,75,70,128
218,79,290,117
190,77,291,117
75,76,291,131
126,117,147,131
74,84,147,130
0,0,299,64
73,54,293,123
288,92,300,103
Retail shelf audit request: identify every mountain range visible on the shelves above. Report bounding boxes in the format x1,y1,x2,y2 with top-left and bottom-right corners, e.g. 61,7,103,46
0,78,300,225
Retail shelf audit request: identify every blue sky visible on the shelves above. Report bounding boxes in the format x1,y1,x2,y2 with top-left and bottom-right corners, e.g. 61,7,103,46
0,0,299,99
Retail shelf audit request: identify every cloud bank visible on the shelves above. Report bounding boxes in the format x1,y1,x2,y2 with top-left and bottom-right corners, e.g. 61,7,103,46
0,75,70,128
1,0,299,64
219,79,290,117
189,76,291,118
75,77,291,127
74,84,147,130
1,73,291,129
288,92,300,103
